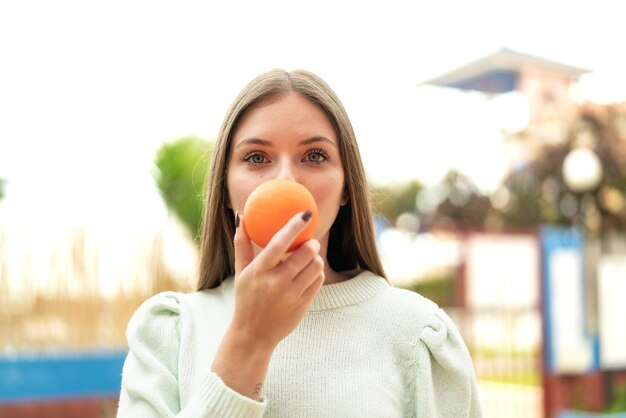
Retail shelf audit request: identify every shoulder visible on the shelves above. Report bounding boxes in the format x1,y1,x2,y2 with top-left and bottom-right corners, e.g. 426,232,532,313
183,278,235,318
374,282,466,350
126,291,185,342
377,284,441,326
128,279,236,332
381,286,474,372
128,278,235,332
129,291,184,325
350,271,447,338
122,291,188,374
383,285,439,312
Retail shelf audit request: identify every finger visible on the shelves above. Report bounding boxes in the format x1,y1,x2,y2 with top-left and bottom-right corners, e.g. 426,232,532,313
233,212,254,275
291,254,324,295
299,271,325,307
256,211,314,269
276,239,320,280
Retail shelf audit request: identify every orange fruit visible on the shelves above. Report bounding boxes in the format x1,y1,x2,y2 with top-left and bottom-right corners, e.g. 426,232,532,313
243,179,318,251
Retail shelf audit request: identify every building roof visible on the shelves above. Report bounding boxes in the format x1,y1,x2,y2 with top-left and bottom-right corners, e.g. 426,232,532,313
420,48,590,94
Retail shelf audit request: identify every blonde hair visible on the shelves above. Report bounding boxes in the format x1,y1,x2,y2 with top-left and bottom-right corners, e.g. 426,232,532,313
197,69,385,289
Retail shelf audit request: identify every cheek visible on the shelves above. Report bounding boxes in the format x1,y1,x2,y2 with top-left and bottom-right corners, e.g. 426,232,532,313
308,177,345,218
227,176,261,212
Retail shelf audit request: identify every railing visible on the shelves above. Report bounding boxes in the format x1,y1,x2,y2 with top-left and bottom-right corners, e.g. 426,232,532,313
449,306,544,418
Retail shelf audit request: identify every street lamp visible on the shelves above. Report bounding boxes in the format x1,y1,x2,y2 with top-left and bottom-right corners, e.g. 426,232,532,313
562,147,603,193
562,147,603,229
562,146,608,409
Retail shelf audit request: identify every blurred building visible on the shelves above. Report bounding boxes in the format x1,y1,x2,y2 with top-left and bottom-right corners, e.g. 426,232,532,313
421,49,626,418
422,48,589,172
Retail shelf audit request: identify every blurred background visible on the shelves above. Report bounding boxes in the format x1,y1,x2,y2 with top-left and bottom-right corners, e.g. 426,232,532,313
1,1,626,417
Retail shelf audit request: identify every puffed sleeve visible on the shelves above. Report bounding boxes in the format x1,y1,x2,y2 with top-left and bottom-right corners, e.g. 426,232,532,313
117,292,267,418
415,309,482,418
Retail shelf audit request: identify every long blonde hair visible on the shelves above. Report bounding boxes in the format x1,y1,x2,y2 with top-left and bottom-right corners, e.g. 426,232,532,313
197,69,385,289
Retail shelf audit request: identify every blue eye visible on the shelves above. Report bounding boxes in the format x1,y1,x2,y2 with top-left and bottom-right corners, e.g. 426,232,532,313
305,148,329,164
244,152,268,164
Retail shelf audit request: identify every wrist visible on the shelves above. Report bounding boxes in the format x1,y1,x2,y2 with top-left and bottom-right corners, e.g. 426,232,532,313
225,318,279,354
211,326,275,400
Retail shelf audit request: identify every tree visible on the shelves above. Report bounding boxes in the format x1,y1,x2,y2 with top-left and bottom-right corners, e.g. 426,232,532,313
154,137,212,244
371,180,423,224
418,170,493,229
418,103,626,233
499,103,626,233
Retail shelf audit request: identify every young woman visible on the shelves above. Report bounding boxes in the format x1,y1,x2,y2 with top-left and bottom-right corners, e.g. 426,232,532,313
117,69,482,417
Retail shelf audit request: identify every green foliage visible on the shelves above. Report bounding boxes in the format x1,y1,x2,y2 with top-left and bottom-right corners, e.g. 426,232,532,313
371,180,423,224
499,104,626,233
421,170,493,228
0,178,5,201
154,137,212,244
419,103,626,232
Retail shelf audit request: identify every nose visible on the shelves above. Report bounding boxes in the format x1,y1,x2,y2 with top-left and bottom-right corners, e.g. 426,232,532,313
275,158,297,181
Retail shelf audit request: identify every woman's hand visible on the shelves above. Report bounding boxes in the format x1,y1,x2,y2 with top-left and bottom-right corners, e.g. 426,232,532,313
211,211,325,399
231,210,325,348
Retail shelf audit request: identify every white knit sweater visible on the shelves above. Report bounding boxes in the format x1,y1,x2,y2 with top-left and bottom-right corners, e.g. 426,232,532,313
117,271,482,417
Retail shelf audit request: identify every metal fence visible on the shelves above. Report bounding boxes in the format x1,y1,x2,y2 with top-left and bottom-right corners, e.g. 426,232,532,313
455,307,544,418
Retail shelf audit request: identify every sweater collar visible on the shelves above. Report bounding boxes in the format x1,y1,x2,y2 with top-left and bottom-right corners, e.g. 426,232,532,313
307,271,389,312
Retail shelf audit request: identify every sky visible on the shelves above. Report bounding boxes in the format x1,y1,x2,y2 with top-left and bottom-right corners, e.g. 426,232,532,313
2,0,626,231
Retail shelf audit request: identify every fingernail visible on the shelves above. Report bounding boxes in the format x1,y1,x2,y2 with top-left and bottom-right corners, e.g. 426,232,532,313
235,211,240,228
301,210,313,222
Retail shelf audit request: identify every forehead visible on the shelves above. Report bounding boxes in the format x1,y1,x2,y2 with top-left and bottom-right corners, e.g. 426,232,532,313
233,92,337,142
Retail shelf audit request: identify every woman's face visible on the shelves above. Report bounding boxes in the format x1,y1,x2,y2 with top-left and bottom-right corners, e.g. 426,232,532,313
226,92,346,251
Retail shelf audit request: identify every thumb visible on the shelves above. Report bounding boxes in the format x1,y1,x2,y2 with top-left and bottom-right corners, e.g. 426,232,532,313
233,211,254,275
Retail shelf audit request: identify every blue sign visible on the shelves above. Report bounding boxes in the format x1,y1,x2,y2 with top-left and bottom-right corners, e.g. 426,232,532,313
0,350,127,403
541,226,599,374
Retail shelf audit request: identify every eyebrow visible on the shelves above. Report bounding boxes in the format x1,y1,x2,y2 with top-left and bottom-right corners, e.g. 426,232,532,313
235,136,337,148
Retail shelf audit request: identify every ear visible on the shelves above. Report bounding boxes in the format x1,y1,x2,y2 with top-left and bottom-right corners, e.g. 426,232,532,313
341,187,349,206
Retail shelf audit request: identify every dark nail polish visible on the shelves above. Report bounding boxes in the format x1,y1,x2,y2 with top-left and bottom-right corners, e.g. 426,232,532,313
301,210,313,222
235,212,240,228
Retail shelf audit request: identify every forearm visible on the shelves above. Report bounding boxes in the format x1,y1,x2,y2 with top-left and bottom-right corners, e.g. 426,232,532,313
214,212,322,401
211,327,274,401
